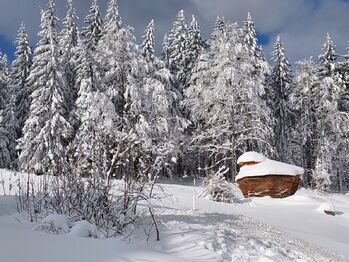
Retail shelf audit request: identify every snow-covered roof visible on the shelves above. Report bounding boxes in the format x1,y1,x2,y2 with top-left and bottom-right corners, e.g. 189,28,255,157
237,151,266,165
236,159,304,181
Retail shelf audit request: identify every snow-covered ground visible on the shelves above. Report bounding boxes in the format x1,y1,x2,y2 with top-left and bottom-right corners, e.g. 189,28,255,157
0,169,348,262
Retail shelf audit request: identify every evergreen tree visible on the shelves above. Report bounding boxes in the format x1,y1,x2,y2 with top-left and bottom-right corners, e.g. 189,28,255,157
95,1,137,115
103,0,122,34
9,23,32,138
59,0,79,111
18,1,72,176
292,59,349,190
242,12,263,60
72,43,97,129
319,32,337,67
214,16,226,37
0,52,17,168
81,0,103,51
291,59,320,186
71,90,119,178
184,15,204,88
141,20,155,63
312,76,344,191
166,10,188,91
336,41,349,113
95,0,149,179
0,94,18,169
161,33,170,65
0,52,9,111
268,35,294,162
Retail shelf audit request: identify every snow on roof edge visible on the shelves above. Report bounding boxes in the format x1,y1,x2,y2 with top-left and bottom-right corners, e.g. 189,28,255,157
237,151,267,164
236,159,304,181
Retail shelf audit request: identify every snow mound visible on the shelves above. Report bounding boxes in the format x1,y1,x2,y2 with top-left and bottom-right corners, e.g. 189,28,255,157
237,151,266,165
316,202,336,215
35,214,70,234
236,159,304,181
69,220,98,238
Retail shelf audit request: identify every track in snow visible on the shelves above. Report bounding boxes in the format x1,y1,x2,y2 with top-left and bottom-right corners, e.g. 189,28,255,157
156,209,348,262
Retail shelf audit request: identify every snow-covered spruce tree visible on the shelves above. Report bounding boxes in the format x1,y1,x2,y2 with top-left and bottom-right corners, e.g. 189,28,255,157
185,22,273,180
140,21,189,177
241,13,271,152
214,16,227,37
71,42,97,130
95,0,135,116
18,1,72,176
59,0,79,113
71,91,118,179
292,58,349,191
166,10,188,92
312,76,348,192
9,23,32,138
165,11,205,177
182,18,226,178
81,0,103,51
291,59,319,187
315,35,349,192
0,93,19,169
70,13,163,234
166,12,204,94
0,53,18,169
242,12,264,61
94,0,146,179
141,19,155,63
333,134,349,191
102,0,122,34
318,32,337,75
0,53,9,111
161,33,170,67
184,15,204,89
69,91,133,235
268,35,294,162
337,42,349,113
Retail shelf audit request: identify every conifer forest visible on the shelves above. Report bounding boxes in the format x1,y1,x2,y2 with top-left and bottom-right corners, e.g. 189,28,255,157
0,0,349,236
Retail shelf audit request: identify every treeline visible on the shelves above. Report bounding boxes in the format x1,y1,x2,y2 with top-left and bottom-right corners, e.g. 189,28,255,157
0,0,348,193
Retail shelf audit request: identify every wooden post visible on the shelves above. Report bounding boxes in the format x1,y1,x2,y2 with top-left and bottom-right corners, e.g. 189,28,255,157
193,178,197,211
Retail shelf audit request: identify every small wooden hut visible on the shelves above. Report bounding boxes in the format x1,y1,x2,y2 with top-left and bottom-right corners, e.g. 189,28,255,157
236,152,304,198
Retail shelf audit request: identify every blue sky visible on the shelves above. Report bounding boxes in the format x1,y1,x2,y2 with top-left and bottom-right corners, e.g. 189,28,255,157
0,0,349,64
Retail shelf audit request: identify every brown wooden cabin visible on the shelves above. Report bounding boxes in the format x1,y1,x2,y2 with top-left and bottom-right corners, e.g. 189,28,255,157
236,153,303,199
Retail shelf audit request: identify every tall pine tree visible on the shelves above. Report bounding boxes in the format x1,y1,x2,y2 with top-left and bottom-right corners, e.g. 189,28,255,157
9,23,32,138
18,1,72,176
0,52,17,168
81,0,103,51
166,10,188,92
59,0,79,112
268,35,294,162
141,20,155,63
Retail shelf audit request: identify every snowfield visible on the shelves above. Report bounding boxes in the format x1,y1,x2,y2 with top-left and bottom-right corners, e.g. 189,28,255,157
0,169,349,262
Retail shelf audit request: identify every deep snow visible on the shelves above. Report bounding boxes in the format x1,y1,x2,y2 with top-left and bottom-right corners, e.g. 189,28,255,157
0,169,348,262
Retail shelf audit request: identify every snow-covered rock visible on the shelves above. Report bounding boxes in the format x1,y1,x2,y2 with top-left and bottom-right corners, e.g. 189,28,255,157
69,220,98,238
35,214,70,234
236,159,304,181
316,202,336,216
237,151,266,165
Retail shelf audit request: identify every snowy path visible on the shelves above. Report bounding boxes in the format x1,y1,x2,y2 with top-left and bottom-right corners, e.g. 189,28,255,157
153,208,346,262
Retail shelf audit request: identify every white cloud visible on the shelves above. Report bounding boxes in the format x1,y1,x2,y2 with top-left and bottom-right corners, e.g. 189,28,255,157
272,0,349,62
0,0,349,63
189,0,349,62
